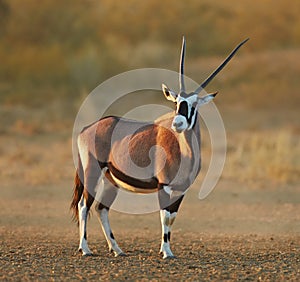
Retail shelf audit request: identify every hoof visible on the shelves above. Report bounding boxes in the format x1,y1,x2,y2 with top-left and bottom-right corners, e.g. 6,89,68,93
163,255,176,260
160,249,176,259
78,248,93,257
114,252,126,257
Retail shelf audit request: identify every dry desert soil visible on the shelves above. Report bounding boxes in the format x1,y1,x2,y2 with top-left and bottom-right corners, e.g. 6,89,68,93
1,179,299,281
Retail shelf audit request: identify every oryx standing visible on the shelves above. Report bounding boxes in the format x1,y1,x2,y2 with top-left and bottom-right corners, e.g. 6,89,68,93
71,37,248,259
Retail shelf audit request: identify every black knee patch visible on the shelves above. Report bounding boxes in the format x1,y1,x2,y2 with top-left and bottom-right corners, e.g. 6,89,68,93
163,233,168,243
110,232,115,240
158,188,184,213
84,231,87,240
166,195,184,213
96,202,109,211
168,232,171,241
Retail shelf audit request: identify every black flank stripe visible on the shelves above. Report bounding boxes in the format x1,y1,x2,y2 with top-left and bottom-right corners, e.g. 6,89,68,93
107,163,159,189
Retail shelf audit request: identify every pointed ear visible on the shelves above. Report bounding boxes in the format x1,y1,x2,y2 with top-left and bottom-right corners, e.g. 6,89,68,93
198,91,218,105
162,83,177,102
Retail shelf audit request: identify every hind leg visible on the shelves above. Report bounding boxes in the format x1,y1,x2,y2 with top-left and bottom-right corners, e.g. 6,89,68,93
78,189,94,256
77,152,104,256
95,182,124,257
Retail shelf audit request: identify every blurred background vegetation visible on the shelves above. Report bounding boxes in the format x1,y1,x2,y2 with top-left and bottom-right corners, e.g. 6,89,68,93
0,0,299,186
0,0,300,109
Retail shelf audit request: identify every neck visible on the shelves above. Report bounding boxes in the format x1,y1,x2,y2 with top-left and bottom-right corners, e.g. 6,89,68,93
185,113,200,139
179,114,201,156
177,114,201,185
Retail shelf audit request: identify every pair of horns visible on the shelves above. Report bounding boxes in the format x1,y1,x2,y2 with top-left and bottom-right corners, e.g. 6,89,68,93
179,37,249,94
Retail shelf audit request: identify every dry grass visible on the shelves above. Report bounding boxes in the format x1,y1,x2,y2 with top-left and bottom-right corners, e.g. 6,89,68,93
225,129,300,185
0,135,73,186
0,104,74,186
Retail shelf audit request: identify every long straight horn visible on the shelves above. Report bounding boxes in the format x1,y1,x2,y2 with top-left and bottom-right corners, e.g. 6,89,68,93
179,36,186,92
194,38,249,94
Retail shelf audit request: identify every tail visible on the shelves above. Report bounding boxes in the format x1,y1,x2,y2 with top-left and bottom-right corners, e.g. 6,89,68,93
70,170,84,224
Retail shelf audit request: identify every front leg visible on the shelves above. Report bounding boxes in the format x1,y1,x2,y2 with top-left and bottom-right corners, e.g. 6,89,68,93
159,188,184,259
160,209,177,258
94,183,124,257
96,206,124,257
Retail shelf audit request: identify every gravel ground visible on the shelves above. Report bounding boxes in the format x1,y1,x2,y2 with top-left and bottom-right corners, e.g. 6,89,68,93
1,179,299,281
1,230,299,281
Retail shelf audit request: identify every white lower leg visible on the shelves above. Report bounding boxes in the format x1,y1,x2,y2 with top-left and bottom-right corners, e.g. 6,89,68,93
97,208,123,257
160,210,177,259
78,196,92,256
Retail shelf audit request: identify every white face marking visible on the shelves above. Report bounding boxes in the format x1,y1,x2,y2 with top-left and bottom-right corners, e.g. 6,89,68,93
171,115,187,133
172,94,198,133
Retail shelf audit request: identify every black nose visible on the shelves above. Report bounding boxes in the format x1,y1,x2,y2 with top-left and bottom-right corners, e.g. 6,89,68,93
173,121,183,127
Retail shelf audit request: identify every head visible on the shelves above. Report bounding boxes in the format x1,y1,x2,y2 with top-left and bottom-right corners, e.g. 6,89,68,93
162,84,217,133
162,36,249,133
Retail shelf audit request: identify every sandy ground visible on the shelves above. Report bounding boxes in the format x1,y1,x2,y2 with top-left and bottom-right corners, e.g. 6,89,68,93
0,178,299,281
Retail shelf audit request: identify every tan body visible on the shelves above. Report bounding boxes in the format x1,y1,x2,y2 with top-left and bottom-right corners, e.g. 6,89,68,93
78,112,201,195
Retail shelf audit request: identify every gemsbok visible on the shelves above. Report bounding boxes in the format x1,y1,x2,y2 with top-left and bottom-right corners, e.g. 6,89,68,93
71,37,248,259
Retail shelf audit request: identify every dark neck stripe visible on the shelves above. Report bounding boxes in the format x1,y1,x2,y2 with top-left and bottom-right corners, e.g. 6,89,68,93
187,106,195,125
192,111,198,129
185,106,197,129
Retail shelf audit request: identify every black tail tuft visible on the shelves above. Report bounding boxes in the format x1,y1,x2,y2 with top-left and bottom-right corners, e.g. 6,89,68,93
70,170,84,224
